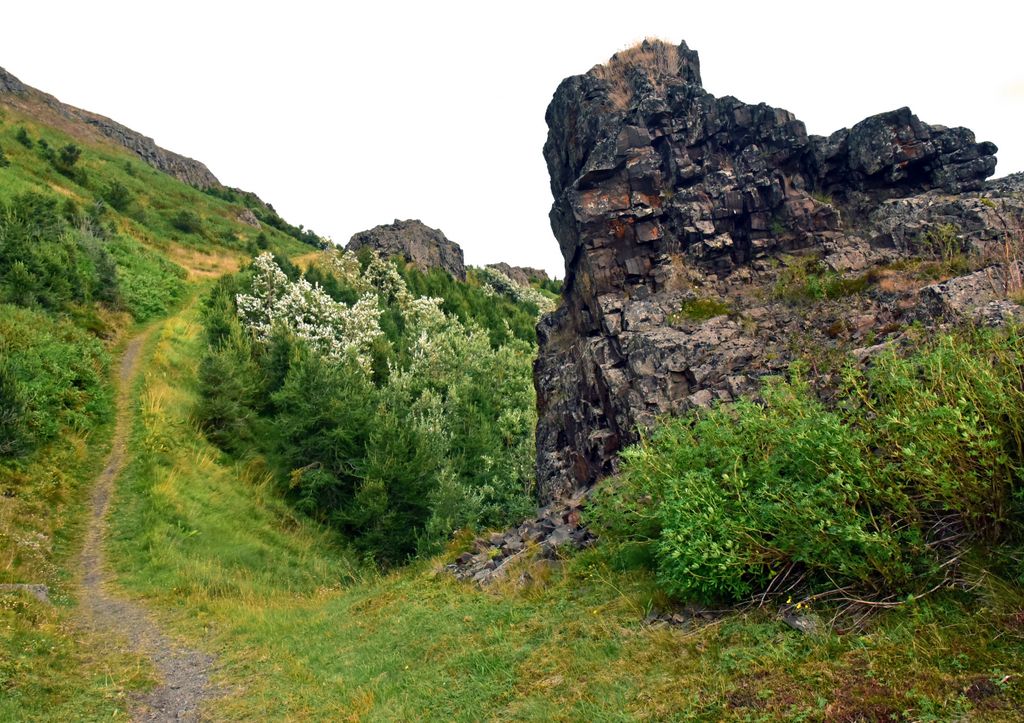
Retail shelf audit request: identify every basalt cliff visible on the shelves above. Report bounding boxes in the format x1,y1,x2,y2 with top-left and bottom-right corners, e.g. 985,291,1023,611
535,39,1024,503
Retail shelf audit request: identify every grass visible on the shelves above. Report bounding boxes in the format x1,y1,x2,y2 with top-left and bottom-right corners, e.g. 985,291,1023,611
0,106,310,261
591,39,683,110
93,298,1024,721
0,318,155,721
773,255,878,304
0,91,314,718
669,296,733,323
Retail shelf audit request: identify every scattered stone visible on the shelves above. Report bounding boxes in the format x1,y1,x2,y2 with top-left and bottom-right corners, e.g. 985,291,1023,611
781,610,822,635
447,490,595,586
0,583,50,604
347,219,466,280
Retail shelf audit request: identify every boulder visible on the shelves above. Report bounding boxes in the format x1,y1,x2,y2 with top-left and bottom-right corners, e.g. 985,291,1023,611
347,219,466,280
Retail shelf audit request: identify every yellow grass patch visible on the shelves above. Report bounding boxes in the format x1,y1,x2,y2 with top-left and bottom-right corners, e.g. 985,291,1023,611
164,244,243,279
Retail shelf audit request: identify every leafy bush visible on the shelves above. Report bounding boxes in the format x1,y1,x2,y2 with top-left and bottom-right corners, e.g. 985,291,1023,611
0,305,111,458
591,329,1024,603
0,356,28,458
670,296,733,322
0,193,119,310
170,209,203,234
197,251,539,566
100,180,132,211
14,127,32,148
105,235,187,321
773,255,875,303
0,145,9,168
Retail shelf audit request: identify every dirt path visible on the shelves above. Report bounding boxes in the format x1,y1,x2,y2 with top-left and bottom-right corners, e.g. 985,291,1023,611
77,329,216,722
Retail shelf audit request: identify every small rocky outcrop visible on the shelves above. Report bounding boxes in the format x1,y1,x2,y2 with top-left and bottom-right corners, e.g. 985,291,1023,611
446,492,595,585
535,39,1023,503
347,219,466,280
486,262,550,287
236,208,262,228
0,66,219,189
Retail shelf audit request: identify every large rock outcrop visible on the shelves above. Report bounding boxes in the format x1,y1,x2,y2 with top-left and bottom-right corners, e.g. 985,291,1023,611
0,66,219,189
536,39,1022,503
347,219,466,280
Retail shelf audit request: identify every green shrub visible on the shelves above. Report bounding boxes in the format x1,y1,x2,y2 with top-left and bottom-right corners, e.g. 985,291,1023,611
14,127,32,148
0,145,9,168
196,252,540,567
0,193,118,310
170,209,203,234
0,305,111,456
105,235,186,321
591,329,1024,604
100,180,132,211
773,256,874,304
0,356,28,458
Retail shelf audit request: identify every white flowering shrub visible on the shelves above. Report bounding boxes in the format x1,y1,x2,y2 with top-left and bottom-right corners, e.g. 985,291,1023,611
202,249,540,565
236,252,383,369
477,265,556,314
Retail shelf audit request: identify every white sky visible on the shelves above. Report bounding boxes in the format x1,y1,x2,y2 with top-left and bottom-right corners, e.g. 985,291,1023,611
3,1,1022,277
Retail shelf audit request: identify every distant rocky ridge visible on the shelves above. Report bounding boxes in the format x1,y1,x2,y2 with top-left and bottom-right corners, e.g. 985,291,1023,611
486,263,550,287
535,39,1024,503
0,65,219,189
347,219,466,280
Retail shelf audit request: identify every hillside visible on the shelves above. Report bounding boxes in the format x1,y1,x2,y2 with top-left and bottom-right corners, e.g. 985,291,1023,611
1,41,1023,723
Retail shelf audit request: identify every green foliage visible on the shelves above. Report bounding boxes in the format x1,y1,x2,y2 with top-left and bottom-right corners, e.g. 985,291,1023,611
105,235,187,321
56,143,80,169
0,305,111,458
772,255,875,304
196,253,539,566
919,223,962,262
14,127,32,148
0,145,9,168
670,296,733,322
169,209,203,234
400,264,540,346
100,179,132,211
0,356,28,457
203,185,323,247
591,329,1024,603
0,193,118,311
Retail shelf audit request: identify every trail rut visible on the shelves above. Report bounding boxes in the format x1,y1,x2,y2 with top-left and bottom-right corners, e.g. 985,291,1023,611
78,329,216,721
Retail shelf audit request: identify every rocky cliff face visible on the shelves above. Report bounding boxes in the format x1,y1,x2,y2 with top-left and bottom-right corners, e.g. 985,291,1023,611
0,66,219,189
347,219,466,280
535,39,1023,503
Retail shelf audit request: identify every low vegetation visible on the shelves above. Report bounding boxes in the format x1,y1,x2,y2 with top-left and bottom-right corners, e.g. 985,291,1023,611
592,39,683,110
591,327,1024,606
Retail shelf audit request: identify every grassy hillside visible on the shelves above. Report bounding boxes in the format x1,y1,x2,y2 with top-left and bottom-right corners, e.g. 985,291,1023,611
2,76,1023,722
101,301,1024,720
0,91,314,718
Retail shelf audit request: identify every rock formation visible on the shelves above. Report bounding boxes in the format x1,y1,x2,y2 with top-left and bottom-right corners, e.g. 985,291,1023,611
535,39,1024,503
347,219,466,280
0,66,219,189
487,262,550,287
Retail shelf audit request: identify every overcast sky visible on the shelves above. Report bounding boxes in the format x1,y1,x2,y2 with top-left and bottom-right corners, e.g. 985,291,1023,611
3,1,1022,276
